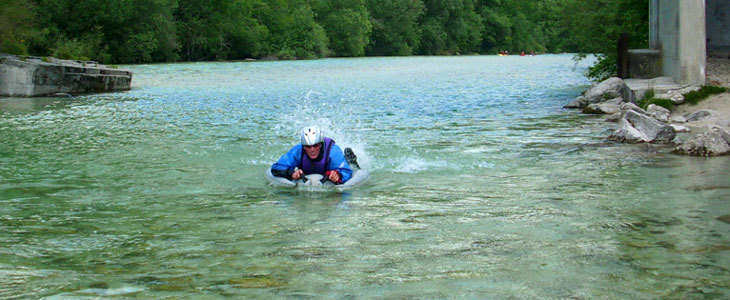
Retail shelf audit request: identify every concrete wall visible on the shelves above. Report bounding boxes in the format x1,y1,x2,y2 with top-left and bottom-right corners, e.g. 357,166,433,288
651,0,706,85
0,54,132,97
707,0,730,56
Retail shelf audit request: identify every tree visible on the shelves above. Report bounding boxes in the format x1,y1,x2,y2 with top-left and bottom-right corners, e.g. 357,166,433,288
314,0,372,57
418,0,483,55
562,0,648,80
365,0,424,56
0,0,37,55
259,0,328,59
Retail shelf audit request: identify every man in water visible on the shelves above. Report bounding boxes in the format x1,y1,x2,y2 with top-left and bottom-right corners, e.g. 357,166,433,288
271,125,352,184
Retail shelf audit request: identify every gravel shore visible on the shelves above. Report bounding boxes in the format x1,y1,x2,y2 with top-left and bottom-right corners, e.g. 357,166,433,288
669,57,730,131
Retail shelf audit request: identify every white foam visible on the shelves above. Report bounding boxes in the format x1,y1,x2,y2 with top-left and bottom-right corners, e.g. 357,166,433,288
393,157,450,173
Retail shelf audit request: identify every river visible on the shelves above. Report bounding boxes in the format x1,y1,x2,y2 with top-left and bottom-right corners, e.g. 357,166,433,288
1,55,729,299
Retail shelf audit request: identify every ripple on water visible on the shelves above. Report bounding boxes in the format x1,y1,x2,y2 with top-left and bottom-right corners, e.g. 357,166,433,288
2,55,730,298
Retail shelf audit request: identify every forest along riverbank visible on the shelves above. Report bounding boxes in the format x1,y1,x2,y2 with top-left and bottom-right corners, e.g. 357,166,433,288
564,57,730,156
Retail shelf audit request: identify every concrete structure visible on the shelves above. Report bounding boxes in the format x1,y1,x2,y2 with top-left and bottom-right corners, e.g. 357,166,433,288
0,54,132,97
707,0,730,57
649,0,706,86
624,0,711,102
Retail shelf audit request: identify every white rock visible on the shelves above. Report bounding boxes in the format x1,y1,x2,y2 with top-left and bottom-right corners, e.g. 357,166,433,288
609,110,676,143
670,124,690,133
647,104,670,123
584,77,626,104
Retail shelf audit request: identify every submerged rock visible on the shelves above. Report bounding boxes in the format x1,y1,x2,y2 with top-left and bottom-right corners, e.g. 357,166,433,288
717,214,730,224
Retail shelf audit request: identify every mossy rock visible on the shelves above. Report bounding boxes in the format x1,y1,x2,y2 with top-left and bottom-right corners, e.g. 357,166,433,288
716,214,730,224
228,275,285,288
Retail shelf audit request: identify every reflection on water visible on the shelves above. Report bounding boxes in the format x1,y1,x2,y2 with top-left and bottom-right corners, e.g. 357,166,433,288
1,55,729,298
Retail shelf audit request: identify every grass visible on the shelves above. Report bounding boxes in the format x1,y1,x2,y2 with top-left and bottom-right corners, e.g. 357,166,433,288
637,89,675,111
683,85,728,105
637,85,728,111
636,89,673,111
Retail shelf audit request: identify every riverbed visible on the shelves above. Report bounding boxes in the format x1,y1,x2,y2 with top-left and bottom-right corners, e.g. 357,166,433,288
1,55,729,298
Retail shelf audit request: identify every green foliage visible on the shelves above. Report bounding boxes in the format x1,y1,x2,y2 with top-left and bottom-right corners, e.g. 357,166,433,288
261,0,329,59
565,0,649,81
366,0,424,56
644,98,674,111
315,0,372,57
50,39,90,61
0,0,37,55
637,90,673,111
1,39,28,55
683,85,729,105
11,0,648,78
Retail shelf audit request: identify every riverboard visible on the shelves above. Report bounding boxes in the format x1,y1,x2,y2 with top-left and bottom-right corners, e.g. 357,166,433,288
265,168,369,191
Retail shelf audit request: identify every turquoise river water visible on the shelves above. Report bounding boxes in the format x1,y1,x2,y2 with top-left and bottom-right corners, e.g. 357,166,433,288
1,55,729,299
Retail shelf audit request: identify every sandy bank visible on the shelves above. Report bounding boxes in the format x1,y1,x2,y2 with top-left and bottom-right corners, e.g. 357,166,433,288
669,57,730,132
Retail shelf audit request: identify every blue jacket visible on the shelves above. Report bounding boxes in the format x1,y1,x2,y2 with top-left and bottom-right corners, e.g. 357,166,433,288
271,143,353,183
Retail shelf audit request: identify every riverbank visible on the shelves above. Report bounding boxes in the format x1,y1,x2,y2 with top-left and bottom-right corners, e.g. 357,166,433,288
671,57,730,132
567,56,730,155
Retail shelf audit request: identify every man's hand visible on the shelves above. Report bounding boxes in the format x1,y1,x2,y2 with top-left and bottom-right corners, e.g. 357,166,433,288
291,169,304,180
325,170,340,183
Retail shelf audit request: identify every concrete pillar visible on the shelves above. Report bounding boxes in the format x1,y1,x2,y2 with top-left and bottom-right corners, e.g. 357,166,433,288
655,0,706,85
649,0,659,49
677,0,706,85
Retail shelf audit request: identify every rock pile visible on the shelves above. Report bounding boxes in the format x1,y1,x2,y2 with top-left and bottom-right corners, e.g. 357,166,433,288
566,77,730,156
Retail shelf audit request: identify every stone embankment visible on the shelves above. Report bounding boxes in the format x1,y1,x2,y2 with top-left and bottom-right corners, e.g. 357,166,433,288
0,53,132,97
565,58,730,156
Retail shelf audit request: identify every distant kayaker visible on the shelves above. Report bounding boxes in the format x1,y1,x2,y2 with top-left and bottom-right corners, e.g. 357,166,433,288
271,125,353,184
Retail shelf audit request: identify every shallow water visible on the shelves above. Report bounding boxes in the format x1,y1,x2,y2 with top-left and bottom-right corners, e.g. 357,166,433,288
1,55,729,299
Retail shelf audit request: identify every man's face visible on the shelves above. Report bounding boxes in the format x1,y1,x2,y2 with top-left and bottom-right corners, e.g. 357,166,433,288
304,143,321,159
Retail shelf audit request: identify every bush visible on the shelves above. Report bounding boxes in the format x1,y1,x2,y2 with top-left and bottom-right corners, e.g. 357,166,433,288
643,98,674,111
637,89,673,111
0,38,28,55
51,39,92,61
684,85,728,105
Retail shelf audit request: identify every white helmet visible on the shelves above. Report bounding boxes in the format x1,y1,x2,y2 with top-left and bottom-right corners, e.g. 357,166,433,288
300,125,324,146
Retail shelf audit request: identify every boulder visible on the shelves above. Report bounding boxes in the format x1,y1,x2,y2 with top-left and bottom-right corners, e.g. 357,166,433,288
673,128,730,156
646,104,670,123
583,102,621,115
669,115,687,123
685,109,717,122
606,112,622,122
670,124,691,133
610,118,648,143
564,95,587,109
617,102,648,120
711,125,730,144
584,77,626,104
608,110,676,143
